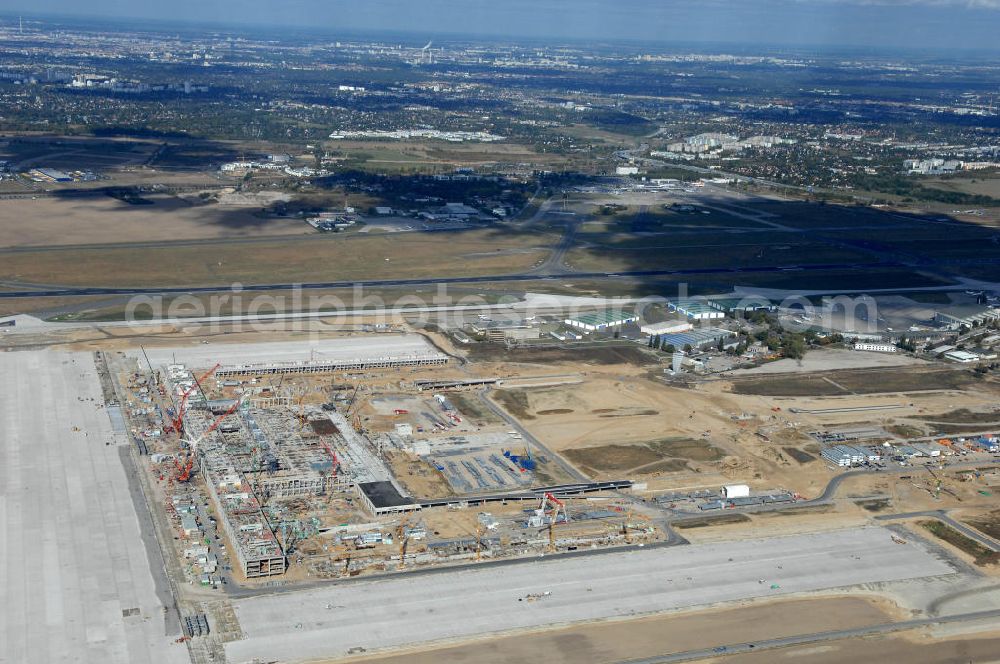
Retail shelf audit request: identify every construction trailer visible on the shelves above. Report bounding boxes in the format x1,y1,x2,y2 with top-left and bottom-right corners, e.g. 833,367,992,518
722,484,750,499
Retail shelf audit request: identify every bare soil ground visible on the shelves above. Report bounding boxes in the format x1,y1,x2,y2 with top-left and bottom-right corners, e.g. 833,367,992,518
337,595,900,664
692,631,1000,664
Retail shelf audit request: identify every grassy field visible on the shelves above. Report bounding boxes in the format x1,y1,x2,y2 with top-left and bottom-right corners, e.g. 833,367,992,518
672,513,752,529
470,344,655,367
730,368,980,396
0,136,159,169
0,194,311,247
584,209,773,232
562,437,721,476
0,229,551,287
564,243,878,273
919,519,1000,566
491,390,535,420
965,510,1000,541
783,447,817,464
323,139,570,172
916,408,1000,424
744,201,918,229
580,230,799,249
922,175,1000,199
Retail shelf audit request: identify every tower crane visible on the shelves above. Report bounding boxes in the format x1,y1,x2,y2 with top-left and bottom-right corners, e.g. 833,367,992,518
395,516,412,570
175,396,245,482
540,492,567,551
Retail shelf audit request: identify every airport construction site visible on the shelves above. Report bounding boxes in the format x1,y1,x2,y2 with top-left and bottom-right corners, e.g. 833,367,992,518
6,322,1000,664
109,334,657,592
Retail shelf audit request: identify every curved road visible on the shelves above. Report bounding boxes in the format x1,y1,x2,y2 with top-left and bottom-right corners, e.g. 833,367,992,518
875,509,1000,552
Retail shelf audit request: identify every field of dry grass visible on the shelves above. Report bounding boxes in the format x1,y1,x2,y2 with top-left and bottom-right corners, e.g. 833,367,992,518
0,194,309,247
0,228,552,287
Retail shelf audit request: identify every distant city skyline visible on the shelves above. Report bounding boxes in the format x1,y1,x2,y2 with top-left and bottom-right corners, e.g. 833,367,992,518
6,0,1000,52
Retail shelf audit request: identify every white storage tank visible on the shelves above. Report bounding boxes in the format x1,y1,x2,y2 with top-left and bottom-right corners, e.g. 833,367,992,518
723,484,750,499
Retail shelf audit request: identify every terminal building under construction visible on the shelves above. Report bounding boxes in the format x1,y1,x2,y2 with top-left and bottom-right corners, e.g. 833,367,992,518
147,336,446,578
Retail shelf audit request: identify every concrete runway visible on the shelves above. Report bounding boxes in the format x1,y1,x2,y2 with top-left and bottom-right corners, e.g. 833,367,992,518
0,351,188,664
225,526,954,664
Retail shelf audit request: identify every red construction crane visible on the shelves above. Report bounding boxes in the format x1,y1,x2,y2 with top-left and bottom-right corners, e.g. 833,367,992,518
171,363,220,436
184,397,244,449
319,440,341,479
174,457,194,482
540,492,567,551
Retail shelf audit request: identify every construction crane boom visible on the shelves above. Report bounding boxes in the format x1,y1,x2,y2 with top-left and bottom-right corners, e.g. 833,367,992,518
172,363,221,435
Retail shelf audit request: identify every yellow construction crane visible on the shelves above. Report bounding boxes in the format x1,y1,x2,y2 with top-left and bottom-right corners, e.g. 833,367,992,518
295,389,308,430
620,505,650,544
539,492,566,552
396,516,411,570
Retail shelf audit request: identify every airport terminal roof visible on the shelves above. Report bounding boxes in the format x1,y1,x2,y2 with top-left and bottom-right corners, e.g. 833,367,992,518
133,335,447,369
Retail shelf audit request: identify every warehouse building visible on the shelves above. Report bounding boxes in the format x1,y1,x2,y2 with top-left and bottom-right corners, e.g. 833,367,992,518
564,310,638,332
934,307,999,330
667,299,725,320
944,349,981,363
640,321,693,336
657,327,734,350
821,445,865,467
28,167,73,182
707,298,776,314
356,481,422,516
854,342,897,353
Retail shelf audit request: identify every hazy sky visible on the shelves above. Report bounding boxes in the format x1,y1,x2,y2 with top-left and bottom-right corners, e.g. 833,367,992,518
10,0,1000,51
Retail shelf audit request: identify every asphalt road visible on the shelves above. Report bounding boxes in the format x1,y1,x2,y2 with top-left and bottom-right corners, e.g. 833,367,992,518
875,510,1000,552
